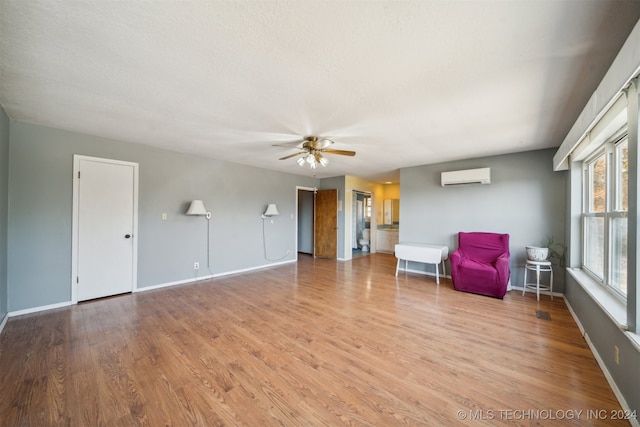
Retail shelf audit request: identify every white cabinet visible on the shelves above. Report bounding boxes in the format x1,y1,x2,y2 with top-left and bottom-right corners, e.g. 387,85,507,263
383,199,400,225
377,229,399,253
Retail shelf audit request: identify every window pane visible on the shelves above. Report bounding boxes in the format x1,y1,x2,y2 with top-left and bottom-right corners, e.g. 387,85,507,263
590,155,606,213
617,140,628,211
610,216,627,295
584,216,604,278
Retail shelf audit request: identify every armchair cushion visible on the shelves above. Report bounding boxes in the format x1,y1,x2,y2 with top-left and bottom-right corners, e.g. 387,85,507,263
450,232,510,298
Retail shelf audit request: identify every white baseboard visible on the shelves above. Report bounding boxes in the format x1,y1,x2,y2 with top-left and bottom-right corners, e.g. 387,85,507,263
135,259,297,293
134,275,215,292
564,296,639,427
0,312,7,334
8,300,74,318
3,260,298,316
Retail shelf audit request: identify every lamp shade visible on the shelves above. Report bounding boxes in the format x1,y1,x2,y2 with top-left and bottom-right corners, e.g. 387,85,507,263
263,204,280,217
186,199,208,216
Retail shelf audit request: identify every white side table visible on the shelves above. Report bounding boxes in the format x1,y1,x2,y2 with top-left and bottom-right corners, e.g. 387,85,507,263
394,243,449,284
523,260,553,301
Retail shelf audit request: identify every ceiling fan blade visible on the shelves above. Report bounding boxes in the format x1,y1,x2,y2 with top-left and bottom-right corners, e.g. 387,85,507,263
272,140,304,148
321,149,356,156
279,151,306,160
315,138,334,149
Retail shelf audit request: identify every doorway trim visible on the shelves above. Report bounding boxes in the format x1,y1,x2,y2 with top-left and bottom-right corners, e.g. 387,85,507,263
295,186,316,260
71,155,139,303
349,189,374,261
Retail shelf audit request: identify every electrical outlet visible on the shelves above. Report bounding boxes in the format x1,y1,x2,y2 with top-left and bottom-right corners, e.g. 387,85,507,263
194,262,200,270
615,345,620,365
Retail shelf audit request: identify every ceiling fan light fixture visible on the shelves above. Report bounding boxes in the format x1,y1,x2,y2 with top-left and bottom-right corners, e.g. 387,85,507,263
306,154,315,165
276,135,355,170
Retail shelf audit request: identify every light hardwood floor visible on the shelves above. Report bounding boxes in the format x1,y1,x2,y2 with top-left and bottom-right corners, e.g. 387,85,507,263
0,253,629,426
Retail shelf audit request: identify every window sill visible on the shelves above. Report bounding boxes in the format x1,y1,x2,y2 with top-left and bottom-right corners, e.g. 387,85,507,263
567,268,640,350
567,268,627,329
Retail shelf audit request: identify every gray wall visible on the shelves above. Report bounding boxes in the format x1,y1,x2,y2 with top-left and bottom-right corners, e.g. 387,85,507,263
400,148,566,290
8,121,317,312
0,107,9,320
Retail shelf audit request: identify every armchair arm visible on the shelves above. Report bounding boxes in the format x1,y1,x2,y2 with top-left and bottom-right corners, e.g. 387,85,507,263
449,249,467,280
449,249,464,264
495,253,511,285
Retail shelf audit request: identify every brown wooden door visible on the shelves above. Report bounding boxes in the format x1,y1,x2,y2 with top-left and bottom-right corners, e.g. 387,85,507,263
315,189,338,259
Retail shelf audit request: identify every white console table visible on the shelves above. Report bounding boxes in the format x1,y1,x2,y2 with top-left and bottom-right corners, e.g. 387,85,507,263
394,243,449,284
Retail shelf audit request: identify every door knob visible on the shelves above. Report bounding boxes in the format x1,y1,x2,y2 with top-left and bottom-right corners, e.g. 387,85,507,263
124,234,131,239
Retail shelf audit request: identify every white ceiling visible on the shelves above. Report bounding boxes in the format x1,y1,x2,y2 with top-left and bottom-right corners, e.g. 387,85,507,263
1,1,639,183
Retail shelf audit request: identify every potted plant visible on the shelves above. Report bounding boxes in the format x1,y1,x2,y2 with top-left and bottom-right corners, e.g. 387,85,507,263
525,245,549,262
543,235,567,268
527,235,566,267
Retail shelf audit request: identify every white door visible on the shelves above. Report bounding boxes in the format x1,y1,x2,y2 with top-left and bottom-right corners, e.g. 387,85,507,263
73,156,138,301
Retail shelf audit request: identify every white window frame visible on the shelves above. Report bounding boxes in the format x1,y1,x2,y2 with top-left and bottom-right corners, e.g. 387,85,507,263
582,129,628,302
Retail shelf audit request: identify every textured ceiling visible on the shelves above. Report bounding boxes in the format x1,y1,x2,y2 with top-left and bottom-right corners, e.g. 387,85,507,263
1,1,639,182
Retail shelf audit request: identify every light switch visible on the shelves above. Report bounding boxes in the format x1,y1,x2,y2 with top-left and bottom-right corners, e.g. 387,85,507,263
161,213,167,220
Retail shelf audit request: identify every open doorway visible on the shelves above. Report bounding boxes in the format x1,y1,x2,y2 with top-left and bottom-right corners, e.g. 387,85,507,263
297,188,314,256
297,187,338,259
352,190,372,258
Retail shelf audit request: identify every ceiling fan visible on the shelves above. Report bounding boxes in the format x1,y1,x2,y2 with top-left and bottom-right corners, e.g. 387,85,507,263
276,136,356,169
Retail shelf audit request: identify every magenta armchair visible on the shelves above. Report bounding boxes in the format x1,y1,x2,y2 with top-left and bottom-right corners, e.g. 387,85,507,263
450,232,510,298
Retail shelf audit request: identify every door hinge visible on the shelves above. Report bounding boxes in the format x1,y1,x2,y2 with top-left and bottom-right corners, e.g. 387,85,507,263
76,276,79,284
77,171,80,179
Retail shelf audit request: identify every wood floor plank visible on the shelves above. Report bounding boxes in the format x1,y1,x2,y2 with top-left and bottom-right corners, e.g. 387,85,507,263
0,253,631,426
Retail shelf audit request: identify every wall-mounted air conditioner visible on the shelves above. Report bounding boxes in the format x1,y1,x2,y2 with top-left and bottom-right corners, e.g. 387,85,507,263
441,167,491,186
